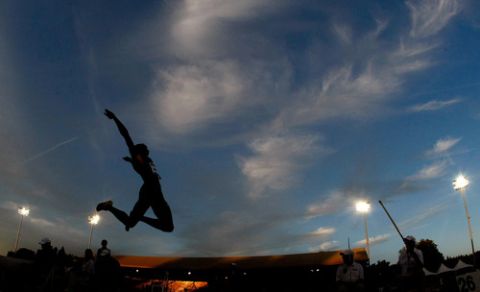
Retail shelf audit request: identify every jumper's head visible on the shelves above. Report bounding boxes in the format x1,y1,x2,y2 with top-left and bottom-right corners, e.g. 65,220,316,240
133,144,149,156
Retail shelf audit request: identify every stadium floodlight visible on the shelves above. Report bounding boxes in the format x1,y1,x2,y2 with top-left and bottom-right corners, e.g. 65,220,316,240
355,201,370,213
453,175,469,191
88,214,100,225
14,207,30,251
18,207,30,216
453,174,475,265
87,214,100,249
355,201,371,256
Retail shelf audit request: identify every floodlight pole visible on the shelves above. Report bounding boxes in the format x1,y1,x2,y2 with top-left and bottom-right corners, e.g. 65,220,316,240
460,188,476,266
363,214,370,257
14,214,25,251
88,224,94,250
356,201,371,257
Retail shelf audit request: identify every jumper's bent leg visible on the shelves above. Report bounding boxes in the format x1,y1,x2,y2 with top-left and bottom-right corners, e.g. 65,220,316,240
127,199,150,231
97,201,132,228
108,206,131,227
142,199,174,232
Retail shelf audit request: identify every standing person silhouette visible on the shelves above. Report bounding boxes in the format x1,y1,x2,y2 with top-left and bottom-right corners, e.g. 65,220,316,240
96,109,174,232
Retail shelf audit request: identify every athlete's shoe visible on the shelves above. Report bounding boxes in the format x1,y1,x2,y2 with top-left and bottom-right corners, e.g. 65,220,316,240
96,200,113,211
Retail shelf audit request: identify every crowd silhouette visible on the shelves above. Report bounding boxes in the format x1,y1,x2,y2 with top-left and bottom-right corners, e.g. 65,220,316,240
2,235,480,291
1,238,122,292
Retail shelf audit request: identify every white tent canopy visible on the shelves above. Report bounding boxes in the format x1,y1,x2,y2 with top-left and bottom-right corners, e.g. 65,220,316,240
423,260,474,276
436,264,453,274
452,260,473,271
423,267,437,276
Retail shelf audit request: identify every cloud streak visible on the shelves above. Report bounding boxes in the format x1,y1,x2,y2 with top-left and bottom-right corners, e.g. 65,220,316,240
309,227,336,237
407,0,460,38
399,200,450,230
21,137,79,165
355,234,391,246
408,160,448,180
425,137,461,156
313,240,340,252
409,98,462,112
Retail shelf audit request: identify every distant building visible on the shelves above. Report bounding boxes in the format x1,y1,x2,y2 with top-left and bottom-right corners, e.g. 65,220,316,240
116,248,369,291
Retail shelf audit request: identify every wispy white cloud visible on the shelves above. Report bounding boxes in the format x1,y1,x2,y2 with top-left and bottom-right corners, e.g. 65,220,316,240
409,98,462,112
177,209,300,256
172,0,284,57
332,23,352,44
355,234,391,246
309,227,336,237
306,191,347,218
305,190,370,219
151,60,291,134
407,0,460,38
399,201,449,230
0,201,22,211
408,160,448,180
425,137,461,156
29,217,56,228
312,240,340,252
239,133,330,198
140,0,461,201
271,1,458,131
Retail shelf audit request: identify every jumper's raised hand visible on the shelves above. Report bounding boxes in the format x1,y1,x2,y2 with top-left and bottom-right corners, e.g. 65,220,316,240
104,109,116,119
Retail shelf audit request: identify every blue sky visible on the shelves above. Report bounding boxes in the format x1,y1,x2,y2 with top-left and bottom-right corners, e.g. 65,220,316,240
1,0,480,264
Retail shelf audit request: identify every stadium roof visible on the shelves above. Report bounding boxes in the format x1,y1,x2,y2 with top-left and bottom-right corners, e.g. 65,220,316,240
116,248,368,270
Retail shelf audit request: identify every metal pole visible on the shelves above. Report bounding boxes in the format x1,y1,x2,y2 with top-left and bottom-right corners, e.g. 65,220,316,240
364,214,370,257
379,200,405,241
14,215,24,251
88,224,94,250
460,189,476,266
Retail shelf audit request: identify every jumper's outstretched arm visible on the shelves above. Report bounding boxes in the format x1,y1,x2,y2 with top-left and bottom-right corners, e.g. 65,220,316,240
104,109,135,152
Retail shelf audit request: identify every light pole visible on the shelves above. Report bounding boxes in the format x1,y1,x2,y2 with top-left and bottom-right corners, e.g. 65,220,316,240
453,174,475,265
88,214,100,249
14,207,30,251
356,201,371,256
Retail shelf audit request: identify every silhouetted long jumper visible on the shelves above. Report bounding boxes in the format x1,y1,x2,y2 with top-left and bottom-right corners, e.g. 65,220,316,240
96,109,174,232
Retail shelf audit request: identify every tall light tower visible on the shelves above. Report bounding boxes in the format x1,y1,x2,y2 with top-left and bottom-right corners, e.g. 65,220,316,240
88,214,100,249
15,207,30,251
356,201,371,256
453,174,475,265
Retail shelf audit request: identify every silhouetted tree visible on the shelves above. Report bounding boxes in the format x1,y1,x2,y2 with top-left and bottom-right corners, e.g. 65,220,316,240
366,260,393,290
416,238,444,272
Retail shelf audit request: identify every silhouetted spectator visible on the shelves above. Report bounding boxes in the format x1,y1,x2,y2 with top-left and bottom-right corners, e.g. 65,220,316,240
82,249,95,278
96,239,111,258
95,240,122,292
36,238,56,267
336,250,365,292
397,235,424,291
35,238,58,291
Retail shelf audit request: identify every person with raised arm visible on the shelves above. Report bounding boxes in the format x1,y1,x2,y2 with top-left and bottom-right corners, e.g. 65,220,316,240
96,109,174,232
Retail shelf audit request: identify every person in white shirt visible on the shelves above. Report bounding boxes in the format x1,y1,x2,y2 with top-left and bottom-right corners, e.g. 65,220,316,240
336,249,365,292
397,235,424,291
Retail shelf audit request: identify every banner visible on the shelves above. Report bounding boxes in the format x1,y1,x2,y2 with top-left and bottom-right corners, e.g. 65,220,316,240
457,271,480,292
